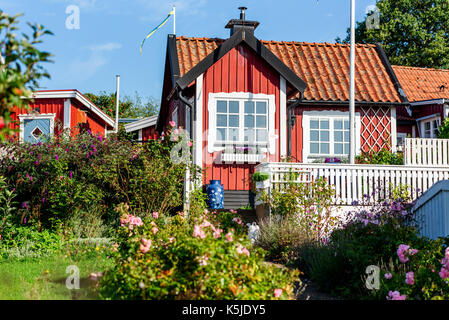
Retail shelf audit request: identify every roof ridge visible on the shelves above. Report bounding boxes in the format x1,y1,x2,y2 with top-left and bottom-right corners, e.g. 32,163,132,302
392,65,449,72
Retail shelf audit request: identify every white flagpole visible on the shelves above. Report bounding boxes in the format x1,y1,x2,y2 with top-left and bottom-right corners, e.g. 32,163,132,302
349,0,356,164
173,5,176,34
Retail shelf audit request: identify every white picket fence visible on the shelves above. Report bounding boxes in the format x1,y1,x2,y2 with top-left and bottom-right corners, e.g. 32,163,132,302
404,138,449,166
255,162,449,205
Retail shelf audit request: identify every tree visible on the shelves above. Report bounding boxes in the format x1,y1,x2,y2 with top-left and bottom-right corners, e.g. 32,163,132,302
0,11,53,139
339,0,449,69
84,91,159,119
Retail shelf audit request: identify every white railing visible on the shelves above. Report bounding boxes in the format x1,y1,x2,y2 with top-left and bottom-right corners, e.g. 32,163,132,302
404,138,449,166
255,162,449,205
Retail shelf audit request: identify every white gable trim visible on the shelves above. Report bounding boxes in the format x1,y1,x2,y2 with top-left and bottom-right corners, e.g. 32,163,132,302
124,115,158,132
63,99,71,131
391,106,397,152
32,90,115,127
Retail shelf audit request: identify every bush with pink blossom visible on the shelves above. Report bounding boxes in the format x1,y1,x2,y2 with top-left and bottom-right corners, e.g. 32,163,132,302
98,202,299,300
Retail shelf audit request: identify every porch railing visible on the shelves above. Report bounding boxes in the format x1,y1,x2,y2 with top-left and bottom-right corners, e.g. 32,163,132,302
404,138,449,166
255,162,449,205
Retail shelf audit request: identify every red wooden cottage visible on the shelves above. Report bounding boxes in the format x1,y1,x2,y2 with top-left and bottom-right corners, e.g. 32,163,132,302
393,65,449,141
155,9,407,208
124,115,159,141
10,89,115,142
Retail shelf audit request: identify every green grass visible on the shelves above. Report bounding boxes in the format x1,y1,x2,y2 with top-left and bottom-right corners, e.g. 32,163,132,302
0,253,113,300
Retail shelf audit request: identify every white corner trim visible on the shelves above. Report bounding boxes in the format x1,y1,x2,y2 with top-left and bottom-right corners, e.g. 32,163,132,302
207,91,276,155
194,74,204,169
18,113,56,143
391,106,397,152
63,99,71,131
302,110,361,163
138,129,143,140
444,104,449,119
124,115,158,132
280,76,287,157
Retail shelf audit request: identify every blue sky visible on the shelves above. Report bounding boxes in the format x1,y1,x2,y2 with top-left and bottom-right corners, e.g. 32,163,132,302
1,0,376,103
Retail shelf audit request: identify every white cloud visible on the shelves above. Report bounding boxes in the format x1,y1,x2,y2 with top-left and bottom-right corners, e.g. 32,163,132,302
67,42,121,81
89,42,122,52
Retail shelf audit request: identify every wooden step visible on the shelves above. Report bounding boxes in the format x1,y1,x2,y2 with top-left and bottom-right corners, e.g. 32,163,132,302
223,190,256,210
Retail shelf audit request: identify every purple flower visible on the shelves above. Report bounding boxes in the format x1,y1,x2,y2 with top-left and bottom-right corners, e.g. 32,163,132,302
69,171,73,179
42,197,46,203
55,154,59,160
21,201,28,209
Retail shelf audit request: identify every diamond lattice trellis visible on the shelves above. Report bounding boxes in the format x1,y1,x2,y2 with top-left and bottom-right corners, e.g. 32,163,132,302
360,106,391,153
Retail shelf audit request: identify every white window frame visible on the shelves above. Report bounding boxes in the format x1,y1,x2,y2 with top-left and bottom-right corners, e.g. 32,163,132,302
420,116,440,138
207,92,276,154
302,110,361,163
18,113,56,143
396,132,407,151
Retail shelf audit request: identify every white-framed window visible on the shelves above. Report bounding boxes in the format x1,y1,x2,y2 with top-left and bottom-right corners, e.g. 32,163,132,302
207,92,276,154
18,113,56,143
420,117,440,138
302,110,361,162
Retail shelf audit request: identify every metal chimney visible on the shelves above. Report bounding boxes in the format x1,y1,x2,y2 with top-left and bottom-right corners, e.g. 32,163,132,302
239,6,247,20
225,6,259,36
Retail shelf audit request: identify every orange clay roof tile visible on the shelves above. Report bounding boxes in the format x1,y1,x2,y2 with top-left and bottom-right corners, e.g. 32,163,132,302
176,37,401,103
392,65,449,102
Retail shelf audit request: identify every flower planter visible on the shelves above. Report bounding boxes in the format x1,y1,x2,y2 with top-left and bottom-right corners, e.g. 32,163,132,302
255,179,270,189
221,153,264,164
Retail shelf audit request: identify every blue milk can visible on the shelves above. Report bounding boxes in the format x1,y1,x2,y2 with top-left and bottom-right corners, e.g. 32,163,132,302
206,180,224,209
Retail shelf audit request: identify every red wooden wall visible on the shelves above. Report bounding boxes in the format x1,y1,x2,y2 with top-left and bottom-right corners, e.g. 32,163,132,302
202,44,281,191
142,126,159,140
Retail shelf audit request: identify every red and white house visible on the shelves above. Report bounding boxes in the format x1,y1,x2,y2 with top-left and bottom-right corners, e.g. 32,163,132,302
153,10,407,207
10,89,115,142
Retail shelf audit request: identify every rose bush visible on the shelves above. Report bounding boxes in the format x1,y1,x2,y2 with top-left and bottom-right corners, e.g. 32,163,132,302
98,203,299,300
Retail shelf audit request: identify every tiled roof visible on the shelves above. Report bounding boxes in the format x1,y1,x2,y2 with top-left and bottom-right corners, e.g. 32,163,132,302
392,65,449,102
176,36,402,103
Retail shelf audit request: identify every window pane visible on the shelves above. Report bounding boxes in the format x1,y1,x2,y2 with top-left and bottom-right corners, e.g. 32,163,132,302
256,102,266,114
320,120,329,129
256,115,266,128
334,131,343,142
229,115,239,127
335,143,343,154
217,115,227,127
229,101,239,113
344,143,349,154
244,101,254,114
256,129,268,142
244,129,255,141
320,131,329,142
217,128,226,141
228,128,239,141
425,122,431,130
217,100,227,113
310,120,319,129
310,143,319,154
310,130,319,141
245,115,254,128
344,131,349,142
334,120,342,130
344,120,349,130
320,143,329,154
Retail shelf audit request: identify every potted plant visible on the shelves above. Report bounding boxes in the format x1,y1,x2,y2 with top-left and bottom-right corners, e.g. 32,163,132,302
252,171,270,189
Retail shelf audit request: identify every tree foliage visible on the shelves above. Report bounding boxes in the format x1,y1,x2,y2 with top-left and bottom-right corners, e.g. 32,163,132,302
84,91,159,119
0,11,53,139
339,0,449,69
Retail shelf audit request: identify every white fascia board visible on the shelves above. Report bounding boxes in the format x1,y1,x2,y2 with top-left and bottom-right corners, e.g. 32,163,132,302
124,115,158,132
280,76,287,157
411,99,446,106
32,90,115,127
416,113,441,122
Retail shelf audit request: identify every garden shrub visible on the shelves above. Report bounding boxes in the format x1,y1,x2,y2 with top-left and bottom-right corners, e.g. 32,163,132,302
255,216,311,264
99,202,298,300
0,124,194,232
356,148,403,165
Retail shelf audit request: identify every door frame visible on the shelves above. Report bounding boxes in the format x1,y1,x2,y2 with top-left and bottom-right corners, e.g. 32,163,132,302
18,113,56,143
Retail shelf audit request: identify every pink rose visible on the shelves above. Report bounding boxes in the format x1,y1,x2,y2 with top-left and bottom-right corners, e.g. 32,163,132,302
405,272,414,285
169,121,176,127
152,212,159,219
386,291,406,300
274,289,283,298
152,227,159,234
